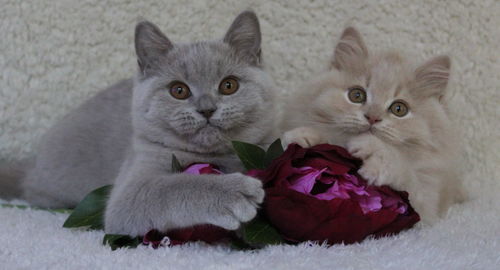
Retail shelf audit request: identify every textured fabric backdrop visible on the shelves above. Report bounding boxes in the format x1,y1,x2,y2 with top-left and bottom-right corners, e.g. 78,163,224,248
1,0,499,269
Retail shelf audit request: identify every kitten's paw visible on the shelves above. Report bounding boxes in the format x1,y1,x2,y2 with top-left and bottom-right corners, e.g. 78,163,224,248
209,173,264,230
358,153,391,186
346,136,375,160
282,127,327,148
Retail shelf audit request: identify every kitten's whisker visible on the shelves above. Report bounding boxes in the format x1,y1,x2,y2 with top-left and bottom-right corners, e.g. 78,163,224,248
375,128,397,139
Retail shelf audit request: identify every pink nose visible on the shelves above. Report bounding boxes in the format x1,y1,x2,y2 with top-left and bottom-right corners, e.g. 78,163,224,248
364,115,381,125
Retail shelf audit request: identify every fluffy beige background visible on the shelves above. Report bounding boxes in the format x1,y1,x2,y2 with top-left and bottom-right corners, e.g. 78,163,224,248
0,0,499,195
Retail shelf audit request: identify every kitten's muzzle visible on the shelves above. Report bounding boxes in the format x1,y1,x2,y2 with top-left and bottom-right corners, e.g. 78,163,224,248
197,109,216,119
364,114,381,125
195,94,217,119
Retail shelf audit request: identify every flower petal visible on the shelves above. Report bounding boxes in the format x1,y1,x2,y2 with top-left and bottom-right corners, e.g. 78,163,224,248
183,163,222,175
355,194,383,214
288,167,326,194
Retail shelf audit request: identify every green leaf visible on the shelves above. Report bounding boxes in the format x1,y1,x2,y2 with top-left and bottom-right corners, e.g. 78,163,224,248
231,141,266,170
263,139,284,167
62,185,112,230
241,215,285,247
230,237,254,251
171,154,183,173
103,234,140,250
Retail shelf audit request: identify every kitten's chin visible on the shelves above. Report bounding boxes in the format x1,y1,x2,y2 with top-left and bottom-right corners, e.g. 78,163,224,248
343,125,383,140
339,125,371,136
189,125,228,149
357,126,394,144
354,126,377,136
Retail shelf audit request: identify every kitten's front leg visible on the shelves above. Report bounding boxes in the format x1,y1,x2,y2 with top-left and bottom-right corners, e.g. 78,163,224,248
282,126,328,148
347,134,403,189
105,169,264,236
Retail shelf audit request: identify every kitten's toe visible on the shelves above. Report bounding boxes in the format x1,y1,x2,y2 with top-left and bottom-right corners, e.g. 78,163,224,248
282,127,326,148
243,176,265,203
358,158,393,187
346,139,373,160
230,194,258,222
210,192,259,230
358,165,380,185
229,173,265,204
282,132,309,148
210,174,263,230
210,215,241,230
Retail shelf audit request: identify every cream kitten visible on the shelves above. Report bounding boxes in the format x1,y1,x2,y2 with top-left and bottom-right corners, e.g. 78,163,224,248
282,27,465,224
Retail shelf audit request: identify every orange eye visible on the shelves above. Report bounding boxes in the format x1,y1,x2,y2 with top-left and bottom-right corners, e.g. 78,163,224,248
169,82,191,100
219,77,239,95
347,86,367,103
389,100,409,117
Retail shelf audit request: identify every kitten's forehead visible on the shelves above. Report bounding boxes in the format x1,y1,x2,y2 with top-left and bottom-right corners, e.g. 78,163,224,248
368,52,413,98
159,41,245,85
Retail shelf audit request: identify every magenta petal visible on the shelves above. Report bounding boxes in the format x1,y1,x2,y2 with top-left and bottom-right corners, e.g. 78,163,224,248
341,181,369,196
395,205,407,214
183,164,209,174
288,167,326,194
342,173,360,185
184,163,222,174
292,166,317,174
381,195,408,214
317,175,336,184
314,192,335,200
314,181,349,200
355,194,383,214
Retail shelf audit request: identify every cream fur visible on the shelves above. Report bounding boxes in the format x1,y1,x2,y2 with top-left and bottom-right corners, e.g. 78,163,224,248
283,28,465,223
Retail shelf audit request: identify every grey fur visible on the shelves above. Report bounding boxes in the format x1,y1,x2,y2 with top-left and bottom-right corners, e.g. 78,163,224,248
223,11,262,65
0,159,30,200
2,11,278,236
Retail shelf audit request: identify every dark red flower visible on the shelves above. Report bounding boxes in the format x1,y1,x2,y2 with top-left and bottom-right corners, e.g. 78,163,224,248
248,143,420,244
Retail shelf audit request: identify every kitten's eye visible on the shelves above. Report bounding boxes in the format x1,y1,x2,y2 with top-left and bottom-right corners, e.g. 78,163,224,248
348,86,367,103
219,77,239,95
169,82,191,100
389,100,409,117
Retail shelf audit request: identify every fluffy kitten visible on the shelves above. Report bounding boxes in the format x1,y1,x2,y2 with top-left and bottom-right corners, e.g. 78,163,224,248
282,27,465,224
0,11,279,236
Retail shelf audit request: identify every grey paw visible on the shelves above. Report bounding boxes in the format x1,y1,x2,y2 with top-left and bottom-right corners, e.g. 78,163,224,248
209,173,264,230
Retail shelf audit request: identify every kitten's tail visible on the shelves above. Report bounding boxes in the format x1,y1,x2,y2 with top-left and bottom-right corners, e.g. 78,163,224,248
0,159,31,200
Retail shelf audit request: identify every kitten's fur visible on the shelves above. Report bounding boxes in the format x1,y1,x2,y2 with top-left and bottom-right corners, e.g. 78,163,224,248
282,27,465,224
1,11,279,236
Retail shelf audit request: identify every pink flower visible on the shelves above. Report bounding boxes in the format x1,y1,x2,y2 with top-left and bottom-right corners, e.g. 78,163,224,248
285,165,406,214
183,163,222,175
249,143,420,244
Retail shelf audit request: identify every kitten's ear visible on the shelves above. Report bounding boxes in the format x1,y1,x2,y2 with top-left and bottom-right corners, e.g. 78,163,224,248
223,10,262,65
414,55,451,98
135,21,173,74
331,27,368,73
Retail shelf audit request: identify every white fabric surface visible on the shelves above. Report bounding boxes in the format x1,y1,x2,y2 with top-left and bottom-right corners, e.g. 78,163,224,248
1,0,499,269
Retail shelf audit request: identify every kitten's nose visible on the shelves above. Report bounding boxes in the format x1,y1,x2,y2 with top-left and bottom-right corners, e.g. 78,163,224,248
197,109,216,119
364,114,381,125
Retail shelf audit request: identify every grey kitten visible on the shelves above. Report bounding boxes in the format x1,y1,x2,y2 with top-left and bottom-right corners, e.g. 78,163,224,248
0,11,279,236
